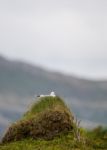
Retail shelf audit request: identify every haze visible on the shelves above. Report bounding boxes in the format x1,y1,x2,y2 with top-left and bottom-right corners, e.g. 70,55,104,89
0,0,107,79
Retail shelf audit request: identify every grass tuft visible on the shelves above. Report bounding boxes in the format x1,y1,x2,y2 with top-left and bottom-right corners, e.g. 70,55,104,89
1,96,74,143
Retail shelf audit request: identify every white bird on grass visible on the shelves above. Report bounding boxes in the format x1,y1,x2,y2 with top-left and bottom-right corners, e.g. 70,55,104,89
37,91,56,98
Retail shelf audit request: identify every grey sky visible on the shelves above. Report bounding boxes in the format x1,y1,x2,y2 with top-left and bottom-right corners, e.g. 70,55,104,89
0,0,107,79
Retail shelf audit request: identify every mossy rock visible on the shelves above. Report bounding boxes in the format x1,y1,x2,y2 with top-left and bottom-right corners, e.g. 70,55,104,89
1,96,74,143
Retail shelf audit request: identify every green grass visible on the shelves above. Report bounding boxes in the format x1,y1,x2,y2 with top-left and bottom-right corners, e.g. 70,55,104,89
1,96,74,144
1,130,107,150
0,132,91,150
23,96,71,120
1,129,107,150
1,96,107,150
86,126,107,149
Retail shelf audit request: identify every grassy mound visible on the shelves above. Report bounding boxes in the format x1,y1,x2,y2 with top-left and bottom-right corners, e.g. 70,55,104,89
0,133,88,150
1,96,107,149
1,96,74,143
1,129,107,150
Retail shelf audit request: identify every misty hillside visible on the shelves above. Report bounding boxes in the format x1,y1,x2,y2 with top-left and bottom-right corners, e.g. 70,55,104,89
0,55,107,136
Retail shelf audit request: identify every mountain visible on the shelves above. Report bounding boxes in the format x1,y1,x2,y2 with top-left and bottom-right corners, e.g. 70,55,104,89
0,55,107,136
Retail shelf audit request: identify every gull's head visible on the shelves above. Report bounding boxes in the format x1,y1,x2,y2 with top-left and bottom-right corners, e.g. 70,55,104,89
50,91,56,97
37,94,45,97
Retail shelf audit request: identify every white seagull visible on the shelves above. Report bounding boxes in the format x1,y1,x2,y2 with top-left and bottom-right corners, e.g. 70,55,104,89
37,91,56,98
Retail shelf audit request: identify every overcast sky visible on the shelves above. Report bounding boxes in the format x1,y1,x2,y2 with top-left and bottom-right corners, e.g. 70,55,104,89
0,0,107,79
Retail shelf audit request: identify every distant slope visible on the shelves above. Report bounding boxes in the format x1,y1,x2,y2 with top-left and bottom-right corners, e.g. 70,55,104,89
0,55,107,99
0,55,107,135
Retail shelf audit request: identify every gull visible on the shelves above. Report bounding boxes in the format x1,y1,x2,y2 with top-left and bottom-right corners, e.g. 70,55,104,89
37,91,56,98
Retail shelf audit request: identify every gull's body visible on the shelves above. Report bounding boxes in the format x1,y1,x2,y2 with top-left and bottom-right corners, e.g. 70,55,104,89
37,91,56,98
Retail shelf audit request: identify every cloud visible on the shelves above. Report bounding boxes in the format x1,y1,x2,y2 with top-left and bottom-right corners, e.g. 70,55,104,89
0,0,107,78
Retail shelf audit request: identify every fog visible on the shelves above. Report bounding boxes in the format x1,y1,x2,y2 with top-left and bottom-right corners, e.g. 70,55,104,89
0,0,107,78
